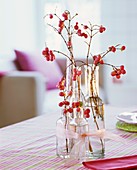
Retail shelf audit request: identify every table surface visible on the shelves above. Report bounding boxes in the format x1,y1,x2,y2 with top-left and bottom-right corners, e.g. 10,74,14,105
1,105,137,170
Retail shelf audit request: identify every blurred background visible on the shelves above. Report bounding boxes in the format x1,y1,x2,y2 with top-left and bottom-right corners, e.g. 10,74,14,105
0,0,137,107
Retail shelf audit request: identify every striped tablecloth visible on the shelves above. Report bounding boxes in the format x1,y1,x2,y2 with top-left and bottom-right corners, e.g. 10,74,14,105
1,106,137,170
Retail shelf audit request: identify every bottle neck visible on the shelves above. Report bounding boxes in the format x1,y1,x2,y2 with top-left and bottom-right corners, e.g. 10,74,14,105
66,59,75,92
85,64,99,97
61,111,71,124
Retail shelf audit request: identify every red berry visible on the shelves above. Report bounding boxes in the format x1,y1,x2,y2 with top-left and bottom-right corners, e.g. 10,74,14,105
75,101,80,107
121,46,126,51
63,109,68,114
49,14,53,19
93,55,97,60
97,55,101,60
84,109,90,118
68,107,73,113
76,107,81,112
85,113,90,118
99,25,106,33
99,60,104,64
72,102,76,108
58,102,64,107
67,41,72,47
74,25,79,30
64,101,70,106
59,92,65,97
74,22,79,30
62,12,68,20
120,65,124,70
42,50,46,55
59,20,64,28
111,71,116,76
83,25,88,29
77,29,82,36
46,56,50,61
72,76,76,81
83,33,88,38
86,108,90,113
116,75,121,79
121,69,126,74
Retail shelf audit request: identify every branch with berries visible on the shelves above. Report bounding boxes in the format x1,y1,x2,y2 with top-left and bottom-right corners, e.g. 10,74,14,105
42,10,126,116
42,10,126,77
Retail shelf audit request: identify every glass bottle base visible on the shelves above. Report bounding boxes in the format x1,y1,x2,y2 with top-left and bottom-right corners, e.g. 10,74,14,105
57,153,70,159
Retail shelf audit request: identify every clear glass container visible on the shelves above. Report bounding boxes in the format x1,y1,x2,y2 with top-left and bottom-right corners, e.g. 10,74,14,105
84,64,105,158
69,109,92,160
56,111,73,158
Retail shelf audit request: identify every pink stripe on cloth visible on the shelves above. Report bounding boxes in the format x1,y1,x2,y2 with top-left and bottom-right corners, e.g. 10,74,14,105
1,115,137,170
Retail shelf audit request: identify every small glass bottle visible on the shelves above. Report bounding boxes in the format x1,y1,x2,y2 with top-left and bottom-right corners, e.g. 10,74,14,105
56,110,72,158
69,108,91,160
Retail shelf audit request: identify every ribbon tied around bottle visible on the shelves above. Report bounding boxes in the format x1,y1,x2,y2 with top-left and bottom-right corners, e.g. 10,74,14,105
56,124,126,166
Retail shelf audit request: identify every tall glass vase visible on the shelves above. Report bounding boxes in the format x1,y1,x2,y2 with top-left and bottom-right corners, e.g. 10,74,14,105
84,64,105,158
68,66,92,161
56,58,75,159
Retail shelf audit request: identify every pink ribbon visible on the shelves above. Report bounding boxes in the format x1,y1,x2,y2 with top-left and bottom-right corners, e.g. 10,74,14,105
56,124,125,166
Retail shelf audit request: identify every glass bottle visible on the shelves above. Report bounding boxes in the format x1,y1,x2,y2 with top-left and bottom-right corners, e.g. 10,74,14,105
84,64,105,158
56,110,72,158
69,108,91,161
69,66,92,160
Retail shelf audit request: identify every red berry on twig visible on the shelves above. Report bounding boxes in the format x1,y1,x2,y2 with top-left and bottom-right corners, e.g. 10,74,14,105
49,14,53,19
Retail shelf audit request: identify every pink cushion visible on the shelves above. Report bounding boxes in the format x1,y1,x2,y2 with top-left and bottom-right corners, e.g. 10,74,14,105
0,71,8,77
14,50,63,90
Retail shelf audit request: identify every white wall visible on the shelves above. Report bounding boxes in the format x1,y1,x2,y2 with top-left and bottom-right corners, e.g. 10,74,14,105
100,0,137,106
0,0,37,58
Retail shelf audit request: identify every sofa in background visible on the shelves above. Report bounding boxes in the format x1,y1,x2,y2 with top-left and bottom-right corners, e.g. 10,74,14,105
0,49,70,127
0,59,44,127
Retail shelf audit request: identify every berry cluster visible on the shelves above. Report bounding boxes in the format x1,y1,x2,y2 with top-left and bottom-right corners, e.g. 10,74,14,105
62,11,68,20
58,90,72,114
63,107,73,114
93,55,104,65
84,108,90,118
109,45,126,53
109,46,116,53
59,100,69,107
58,20,64,34
111,65,126,79
42,47,55,61
58,11,69,33
58,92,74,114
49,11,68,34
56,77,65,90
74,22,88,38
